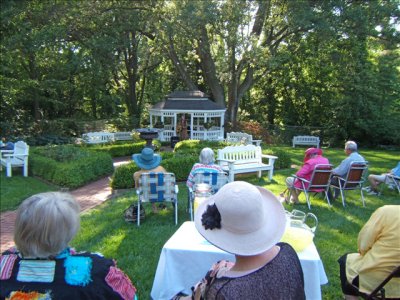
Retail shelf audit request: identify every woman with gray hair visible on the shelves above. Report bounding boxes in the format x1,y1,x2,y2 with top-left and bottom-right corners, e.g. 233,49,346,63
186,147,224,188
0,192,137,300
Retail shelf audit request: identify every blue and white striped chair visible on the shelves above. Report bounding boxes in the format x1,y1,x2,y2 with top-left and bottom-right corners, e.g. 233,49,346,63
136,172,179,226
188,171,228,221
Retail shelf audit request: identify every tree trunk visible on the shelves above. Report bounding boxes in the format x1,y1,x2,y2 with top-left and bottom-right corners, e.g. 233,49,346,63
197,27,225,107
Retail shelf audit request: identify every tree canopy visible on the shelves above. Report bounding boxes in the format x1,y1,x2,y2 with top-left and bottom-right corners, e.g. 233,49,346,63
1,0,399,146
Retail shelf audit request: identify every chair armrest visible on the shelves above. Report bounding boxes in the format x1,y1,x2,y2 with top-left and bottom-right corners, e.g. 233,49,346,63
252,140,262,146
261,154,278,160
174,185,179,194
293,175,311,184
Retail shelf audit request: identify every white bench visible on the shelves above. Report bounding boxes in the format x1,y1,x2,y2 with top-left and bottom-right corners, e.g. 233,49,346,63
226,132,261,146
217,145,277,182
113,132,133,141
1,141,29,177
82,131,133,144
292,136,320,148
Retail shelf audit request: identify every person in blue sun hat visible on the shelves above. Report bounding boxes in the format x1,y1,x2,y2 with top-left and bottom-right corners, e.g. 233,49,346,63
132,147,167,212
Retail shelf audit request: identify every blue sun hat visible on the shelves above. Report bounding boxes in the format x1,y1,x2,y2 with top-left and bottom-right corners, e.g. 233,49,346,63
132,148,162,170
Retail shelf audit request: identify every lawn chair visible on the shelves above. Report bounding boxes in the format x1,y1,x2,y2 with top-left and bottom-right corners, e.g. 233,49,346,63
188,171,228,221
386,174,400,194
330,161,368,207
136,172,179,226
0,141,29,177
360,265,400,300
289,164,333,209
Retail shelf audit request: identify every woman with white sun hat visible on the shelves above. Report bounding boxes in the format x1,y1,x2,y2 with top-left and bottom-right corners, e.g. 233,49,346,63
175,181,305,299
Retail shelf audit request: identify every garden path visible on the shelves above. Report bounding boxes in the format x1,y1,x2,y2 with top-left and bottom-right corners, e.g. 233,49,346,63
0,156,132,253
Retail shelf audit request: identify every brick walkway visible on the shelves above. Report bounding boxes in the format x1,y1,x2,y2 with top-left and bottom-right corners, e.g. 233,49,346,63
0,157,131,253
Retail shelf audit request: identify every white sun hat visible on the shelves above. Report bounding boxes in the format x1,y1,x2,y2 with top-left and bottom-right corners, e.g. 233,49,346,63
195,181,286,256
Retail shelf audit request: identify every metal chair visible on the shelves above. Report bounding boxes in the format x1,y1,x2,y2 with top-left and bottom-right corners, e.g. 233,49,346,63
188,171,228,221
360,265,400,300
289,164,333,209
330,161,368,207
135,172,179,226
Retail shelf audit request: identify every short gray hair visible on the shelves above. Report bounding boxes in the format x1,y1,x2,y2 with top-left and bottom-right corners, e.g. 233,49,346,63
14,192,80,258
199,147,215,165
345,141,358,152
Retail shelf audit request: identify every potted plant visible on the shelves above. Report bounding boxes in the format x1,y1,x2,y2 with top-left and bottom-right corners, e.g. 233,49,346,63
203,121,214,130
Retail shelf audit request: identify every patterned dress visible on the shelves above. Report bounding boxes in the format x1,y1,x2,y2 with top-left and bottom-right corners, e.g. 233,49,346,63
0,247,137,300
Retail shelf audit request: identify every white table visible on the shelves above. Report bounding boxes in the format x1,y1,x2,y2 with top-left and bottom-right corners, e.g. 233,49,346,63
151,221,328,300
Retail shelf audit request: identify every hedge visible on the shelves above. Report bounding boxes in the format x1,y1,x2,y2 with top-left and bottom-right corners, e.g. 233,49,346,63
30,146,114,188
81,141,157,157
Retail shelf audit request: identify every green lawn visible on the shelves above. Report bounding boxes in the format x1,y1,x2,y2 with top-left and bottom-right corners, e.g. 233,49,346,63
1,146,399,299
0,171,58,212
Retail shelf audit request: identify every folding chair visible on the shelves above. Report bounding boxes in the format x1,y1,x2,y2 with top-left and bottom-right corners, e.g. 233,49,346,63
386,174,400,194
360,265,400,300
188,171,228,221
330,161,368,207
289,164,333,209
136,172,179,226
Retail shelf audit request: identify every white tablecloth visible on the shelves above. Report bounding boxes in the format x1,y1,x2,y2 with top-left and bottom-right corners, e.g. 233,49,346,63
151,221,328,300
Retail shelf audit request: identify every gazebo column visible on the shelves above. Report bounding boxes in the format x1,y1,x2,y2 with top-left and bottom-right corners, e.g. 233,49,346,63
190,113,194,140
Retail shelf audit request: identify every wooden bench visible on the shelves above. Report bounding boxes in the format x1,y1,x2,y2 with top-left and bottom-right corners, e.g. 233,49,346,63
226,132,261,146
217,145,277,182
292,136,320,148
82,131,133,144
0,141,29,177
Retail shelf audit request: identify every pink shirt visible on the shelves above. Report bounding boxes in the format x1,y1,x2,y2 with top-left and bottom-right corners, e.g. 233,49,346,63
294,156,330,189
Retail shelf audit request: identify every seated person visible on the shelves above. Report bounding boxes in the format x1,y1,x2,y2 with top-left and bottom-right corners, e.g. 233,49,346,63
186,147,223,189
365,162,400,195
338,205,400,300
330,140,365,200
0,137,14,150
133,147,167,212
175,181,305,300
285,147,329,204
0,192,137,300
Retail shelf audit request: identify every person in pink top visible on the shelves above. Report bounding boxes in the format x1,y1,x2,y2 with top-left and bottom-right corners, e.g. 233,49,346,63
285,148,330,204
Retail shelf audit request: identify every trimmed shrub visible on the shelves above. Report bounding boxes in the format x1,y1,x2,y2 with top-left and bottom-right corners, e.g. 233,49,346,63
82,140,161,157
110,162,139,190
161,155,198,181
30,146,113,188
264,148,291,169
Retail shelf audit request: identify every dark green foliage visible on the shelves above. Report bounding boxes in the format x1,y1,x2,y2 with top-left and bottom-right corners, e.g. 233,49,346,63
83,141,155,157
174,140,228,154
265,149,291,170
30,146,113,188
110,162,139,190
161,155,198,181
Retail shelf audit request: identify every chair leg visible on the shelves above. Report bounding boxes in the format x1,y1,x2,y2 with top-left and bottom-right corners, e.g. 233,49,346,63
304,190,311,210
6,163,12,177
324,189,331,207
360,187,366,207
23,163,28,177
175,198,178,225
338,182,346,207
137,201,141,226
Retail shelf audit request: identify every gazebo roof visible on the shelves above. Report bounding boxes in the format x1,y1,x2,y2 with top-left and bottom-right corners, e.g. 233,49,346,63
151,90,225,111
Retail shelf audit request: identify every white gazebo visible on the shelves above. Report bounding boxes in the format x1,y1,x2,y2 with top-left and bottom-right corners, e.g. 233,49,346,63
149,91,226,142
